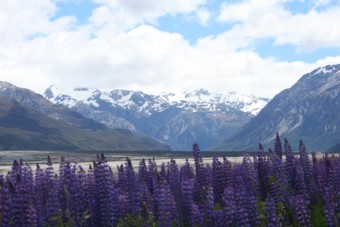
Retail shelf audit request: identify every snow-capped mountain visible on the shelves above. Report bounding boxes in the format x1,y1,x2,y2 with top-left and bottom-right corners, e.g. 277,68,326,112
45,86,269,150
215,64,340,151
0,81,171,151
46,87,269,116
159,89,268,115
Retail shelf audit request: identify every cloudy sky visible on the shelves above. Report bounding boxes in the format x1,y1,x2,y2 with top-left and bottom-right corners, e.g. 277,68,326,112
0,0,339,98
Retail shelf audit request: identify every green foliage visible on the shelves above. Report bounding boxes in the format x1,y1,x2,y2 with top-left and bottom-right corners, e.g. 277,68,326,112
276,202,286,223
268,175,277,184
49,209,91,227
50,209,75,227
214,203,221,211
311,198,327,227
117,214,159,227
257,197,267,227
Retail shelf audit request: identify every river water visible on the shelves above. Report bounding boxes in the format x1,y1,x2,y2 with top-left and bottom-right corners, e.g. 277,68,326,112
0,150,245,174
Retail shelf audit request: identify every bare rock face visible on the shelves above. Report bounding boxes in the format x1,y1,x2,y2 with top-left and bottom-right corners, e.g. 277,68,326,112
45,86,269,150
0,82,171,151
215,64,340,152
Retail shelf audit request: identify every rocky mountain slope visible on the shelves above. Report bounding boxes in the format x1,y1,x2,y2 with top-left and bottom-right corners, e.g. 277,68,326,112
0,82,171,151
45,87,269,150
215,64,340,151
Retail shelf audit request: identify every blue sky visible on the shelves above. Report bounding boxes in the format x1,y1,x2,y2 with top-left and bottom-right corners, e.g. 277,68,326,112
0,0,339,97
54,0,339,62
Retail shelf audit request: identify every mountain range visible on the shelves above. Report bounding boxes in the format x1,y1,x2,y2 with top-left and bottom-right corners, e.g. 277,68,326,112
215,64,340,152
0,82,171,151
1,64,339,152
44,87,269,150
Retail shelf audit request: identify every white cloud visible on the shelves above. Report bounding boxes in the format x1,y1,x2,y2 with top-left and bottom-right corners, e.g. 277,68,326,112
0,0,338,99
196,8,210,26
313,0,332,9
218,0,340,51
0,0,78,43
0,22,316,97
91,0,207,28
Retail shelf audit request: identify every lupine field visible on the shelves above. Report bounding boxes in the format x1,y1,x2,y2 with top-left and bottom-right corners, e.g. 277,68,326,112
0,134,340,226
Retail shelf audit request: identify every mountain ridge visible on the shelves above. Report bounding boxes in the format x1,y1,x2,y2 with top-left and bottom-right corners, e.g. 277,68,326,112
46,87,269,116
214,64,340,151
0,82,171,151
45,86,270,150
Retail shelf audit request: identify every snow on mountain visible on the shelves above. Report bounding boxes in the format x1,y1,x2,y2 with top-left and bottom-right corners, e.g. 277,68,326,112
44,86,269,150
158,89,269,115
45,86,102,107
46,86,269,116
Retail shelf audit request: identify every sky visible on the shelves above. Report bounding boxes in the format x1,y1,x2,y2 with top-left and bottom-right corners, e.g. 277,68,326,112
0,0,340,98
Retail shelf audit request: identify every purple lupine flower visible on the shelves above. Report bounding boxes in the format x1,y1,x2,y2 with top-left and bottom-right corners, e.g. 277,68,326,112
158,181,177,227
70,164,87,225
205,163,212,187
132,176,141,216
0,175,11,226
234,175,251,227
180,158,194,182
181,178,193,226
224,186,236,226
211,157,230,205
330,155,340,192
324,154,338,193
193,143,203,167
247,194,260,226
205,186,215,226
313,154,326,198
213,209,225,227
3,139,339,226
44,158,60,226
84,164,97,226
138,179,153,219
0,175,4,216
296,165,308,199
138,158,148,185
193,145,205,184
266,194,282,227
284,138,297,190
68,163,81,224
222,156,232,188
268,148,283,180
212,156,224,205
152,170,161,219
117,163,127,193
94,155,118,226
274,132,283,159
190,202,202,227
323,186,338,226
292,195,311,227
58,160,73,224
257,144,270,200
34,163,47,226
8,162,37,227
299,141,317,200
242,154,258,197
167,159,182,223
125,157,139,215
160,162,167,181
267,148,290,204
192,144,208,204
167,159,180,193
146,158,157,193
117,191,131,218
192,174,202,204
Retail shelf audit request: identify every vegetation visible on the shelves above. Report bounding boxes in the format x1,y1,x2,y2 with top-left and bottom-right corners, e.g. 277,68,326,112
0,98,170,151
0,135,339,226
